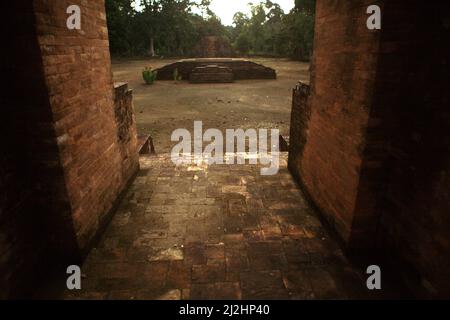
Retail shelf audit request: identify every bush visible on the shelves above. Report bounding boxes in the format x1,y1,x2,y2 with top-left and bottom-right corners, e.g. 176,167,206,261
142,67,157,85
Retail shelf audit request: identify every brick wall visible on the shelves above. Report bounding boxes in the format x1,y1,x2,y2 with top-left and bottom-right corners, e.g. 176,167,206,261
33,0,139,251
370,0,450,298
0,0,139,297
288,82,310,179
113,82,140,182
0,1,80,298
289,0,381,245
289,0,450,297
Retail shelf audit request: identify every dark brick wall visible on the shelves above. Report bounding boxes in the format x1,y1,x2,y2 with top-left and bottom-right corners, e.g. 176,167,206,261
368,0,450,298
0,1,79,299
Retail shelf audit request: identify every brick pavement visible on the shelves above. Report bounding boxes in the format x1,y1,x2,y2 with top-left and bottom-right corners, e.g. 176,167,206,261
63,153,372,300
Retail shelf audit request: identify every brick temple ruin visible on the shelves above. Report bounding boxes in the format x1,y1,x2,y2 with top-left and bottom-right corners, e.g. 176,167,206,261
194,36,233,58
154,58,277,83
1,0,449,299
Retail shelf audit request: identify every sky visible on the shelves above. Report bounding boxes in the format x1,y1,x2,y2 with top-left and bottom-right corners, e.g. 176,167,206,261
200,0,295,26
134,1,296,26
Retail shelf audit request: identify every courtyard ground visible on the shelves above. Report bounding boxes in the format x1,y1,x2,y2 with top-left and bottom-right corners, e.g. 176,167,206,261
62,154,373,300
38,58,409,300
111,58,310,152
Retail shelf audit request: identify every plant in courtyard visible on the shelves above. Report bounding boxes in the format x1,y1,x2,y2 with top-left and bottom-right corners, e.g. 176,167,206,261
142,66,157,85
173,68,182,81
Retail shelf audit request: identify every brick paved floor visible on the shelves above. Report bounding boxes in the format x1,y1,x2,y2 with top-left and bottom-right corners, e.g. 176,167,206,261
63,153,375,300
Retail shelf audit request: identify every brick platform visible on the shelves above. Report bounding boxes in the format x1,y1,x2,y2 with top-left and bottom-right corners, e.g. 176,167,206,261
155,58,277,81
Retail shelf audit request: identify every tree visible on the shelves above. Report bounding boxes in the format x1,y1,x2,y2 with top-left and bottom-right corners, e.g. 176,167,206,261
105,0,136,55
284,0,315,60
235,32,251,53
105,0,316,60
294,0,316,14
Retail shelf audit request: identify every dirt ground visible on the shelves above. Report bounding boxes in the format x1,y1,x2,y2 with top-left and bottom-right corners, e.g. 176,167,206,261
111,58,310,153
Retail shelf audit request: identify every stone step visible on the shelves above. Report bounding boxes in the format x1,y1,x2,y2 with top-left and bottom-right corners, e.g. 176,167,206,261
189,64,234,83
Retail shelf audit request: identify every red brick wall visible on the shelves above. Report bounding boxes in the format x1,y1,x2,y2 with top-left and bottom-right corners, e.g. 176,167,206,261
1,0,139,298
1,1,139,297
33,0,139,250
113,82,140,183
289,0,450,297
290,0,381,245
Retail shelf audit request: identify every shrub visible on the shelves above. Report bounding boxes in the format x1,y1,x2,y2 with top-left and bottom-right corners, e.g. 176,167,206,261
173,68,182,81
142,66,157,85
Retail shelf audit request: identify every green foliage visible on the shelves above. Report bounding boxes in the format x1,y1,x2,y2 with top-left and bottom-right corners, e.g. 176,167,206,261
283,10,315,60
105,0,136,55
105,0,316,61
173,68,182,81
230,0,316,61
294,0,316,14
235,33,251,53
142,66,157,84
106,0,230,57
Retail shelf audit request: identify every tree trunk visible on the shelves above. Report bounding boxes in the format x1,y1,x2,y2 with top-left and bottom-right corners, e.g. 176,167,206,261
149,37,155,57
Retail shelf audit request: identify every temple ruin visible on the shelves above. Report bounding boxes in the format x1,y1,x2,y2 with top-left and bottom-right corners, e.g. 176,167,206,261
1,0,449,300
154,58,277,83
194,36,233,58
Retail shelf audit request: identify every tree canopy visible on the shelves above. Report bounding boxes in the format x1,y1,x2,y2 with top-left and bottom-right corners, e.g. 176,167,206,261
105,0,315,61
